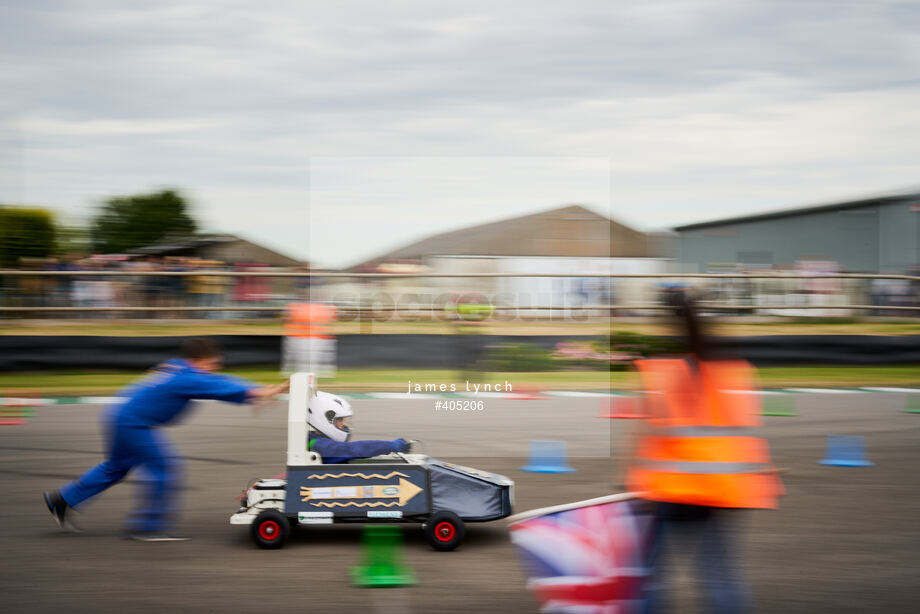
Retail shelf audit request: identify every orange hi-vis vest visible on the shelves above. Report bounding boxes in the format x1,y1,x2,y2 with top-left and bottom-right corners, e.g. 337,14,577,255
627,358,782,509
284,303,336,339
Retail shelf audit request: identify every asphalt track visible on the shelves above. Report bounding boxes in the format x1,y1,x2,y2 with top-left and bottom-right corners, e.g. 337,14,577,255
2,393,919,613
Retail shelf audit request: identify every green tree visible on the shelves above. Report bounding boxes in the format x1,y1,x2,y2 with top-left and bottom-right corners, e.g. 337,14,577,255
56,224,92,257
0,206,57,267
90,189,198,254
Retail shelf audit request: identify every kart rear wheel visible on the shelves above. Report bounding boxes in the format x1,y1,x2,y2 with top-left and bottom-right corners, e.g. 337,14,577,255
424,511,464,551
251,510,289,549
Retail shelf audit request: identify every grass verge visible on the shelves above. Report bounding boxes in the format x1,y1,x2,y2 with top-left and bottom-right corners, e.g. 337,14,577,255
3,318,920,336
1,366,917,396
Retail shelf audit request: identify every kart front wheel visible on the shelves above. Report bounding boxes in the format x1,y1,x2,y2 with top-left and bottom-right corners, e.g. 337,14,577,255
251,510,289,549
424,511,464,551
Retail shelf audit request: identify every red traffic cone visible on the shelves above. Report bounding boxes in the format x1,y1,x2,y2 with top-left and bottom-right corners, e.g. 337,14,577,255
0,399,33,425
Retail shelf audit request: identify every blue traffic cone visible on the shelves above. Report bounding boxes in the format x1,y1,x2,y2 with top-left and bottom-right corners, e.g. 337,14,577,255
520,440,576,473
819,435,874,467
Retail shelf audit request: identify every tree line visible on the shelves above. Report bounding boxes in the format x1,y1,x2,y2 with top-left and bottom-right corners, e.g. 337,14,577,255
0,190,198,267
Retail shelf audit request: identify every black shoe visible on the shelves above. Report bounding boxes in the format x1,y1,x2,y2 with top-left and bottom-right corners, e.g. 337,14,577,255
43,491,68,528
127,532,190,542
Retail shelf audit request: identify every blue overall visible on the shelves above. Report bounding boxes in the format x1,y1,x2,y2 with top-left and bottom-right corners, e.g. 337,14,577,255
308,434,408,464
59,359,254,533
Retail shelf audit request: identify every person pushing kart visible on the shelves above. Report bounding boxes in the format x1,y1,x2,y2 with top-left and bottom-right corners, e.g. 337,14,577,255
43,338,290,541
307,390,410,462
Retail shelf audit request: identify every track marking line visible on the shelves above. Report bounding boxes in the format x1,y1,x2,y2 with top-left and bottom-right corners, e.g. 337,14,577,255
783,388,865,394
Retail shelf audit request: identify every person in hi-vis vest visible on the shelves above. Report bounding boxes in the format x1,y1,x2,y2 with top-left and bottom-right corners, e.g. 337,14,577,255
628,289,783,614
282,303,337,378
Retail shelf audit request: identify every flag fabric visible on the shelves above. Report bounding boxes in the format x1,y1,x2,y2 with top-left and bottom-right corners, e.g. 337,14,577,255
509,493,654,614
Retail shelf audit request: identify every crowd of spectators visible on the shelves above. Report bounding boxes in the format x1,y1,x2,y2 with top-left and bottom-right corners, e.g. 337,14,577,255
1,256,918,319
1,256,285,317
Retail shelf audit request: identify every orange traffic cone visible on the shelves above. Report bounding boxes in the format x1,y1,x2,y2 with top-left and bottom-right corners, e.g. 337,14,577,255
596,396,644,419
511,383,543,400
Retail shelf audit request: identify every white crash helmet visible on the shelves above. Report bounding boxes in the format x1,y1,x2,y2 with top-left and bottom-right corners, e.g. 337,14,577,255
308,391,353,442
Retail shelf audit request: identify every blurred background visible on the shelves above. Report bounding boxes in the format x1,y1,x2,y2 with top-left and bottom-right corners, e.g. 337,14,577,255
2,1,919,394
0,181,917,391
2,2,920,613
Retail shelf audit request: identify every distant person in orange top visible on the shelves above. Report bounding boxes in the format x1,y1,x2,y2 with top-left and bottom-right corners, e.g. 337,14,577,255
628,289,783,614
282,302,337,378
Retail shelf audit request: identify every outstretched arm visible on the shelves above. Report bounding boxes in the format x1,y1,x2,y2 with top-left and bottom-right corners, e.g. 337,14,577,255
247,379,291,400
175,372,290,405
311,438,409,463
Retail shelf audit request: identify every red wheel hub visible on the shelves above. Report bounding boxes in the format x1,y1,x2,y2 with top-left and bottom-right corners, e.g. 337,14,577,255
259,520,281,540
434,521,456,542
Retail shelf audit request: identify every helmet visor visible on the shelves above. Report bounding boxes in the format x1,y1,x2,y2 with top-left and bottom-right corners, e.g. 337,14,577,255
333,416,352,434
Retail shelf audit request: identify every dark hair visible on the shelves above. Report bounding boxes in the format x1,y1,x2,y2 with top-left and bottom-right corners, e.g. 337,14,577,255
664,288,711,361
180,338,222,360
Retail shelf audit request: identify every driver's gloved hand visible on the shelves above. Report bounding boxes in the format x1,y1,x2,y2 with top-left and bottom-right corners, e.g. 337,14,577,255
390,439,410,453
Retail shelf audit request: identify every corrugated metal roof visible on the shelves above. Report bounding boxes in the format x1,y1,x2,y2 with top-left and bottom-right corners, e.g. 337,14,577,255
674,191,920,231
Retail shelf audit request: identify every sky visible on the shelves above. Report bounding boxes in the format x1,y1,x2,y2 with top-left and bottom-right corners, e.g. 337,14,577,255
2,1,919,268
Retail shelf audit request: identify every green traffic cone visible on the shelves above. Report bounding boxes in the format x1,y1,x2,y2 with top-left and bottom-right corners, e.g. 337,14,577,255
762,395,797,417
351,525,416,587
905,394,920,415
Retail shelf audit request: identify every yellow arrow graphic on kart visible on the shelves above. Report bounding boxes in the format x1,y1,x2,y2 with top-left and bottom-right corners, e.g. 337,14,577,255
300,477,423,506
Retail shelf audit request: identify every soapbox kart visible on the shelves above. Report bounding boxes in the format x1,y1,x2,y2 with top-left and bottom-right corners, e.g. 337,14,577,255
230,373,515,550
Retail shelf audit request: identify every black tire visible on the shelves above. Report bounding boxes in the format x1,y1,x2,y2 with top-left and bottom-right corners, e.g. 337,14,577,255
251,510,290,549
424,510,465,551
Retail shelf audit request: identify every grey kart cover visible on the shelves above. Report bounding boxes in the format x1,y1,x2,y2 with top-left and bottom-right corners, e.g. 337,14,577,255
428,460,512,521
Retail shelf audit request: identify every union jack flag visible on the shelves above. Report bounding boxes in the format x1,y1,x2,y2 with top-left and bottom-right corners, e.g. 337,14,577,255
509,494,654,614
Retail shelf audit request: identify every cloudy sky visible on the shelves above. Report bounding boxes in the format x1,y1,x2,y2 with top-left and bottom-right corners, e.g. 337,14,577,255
2,1,919,268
